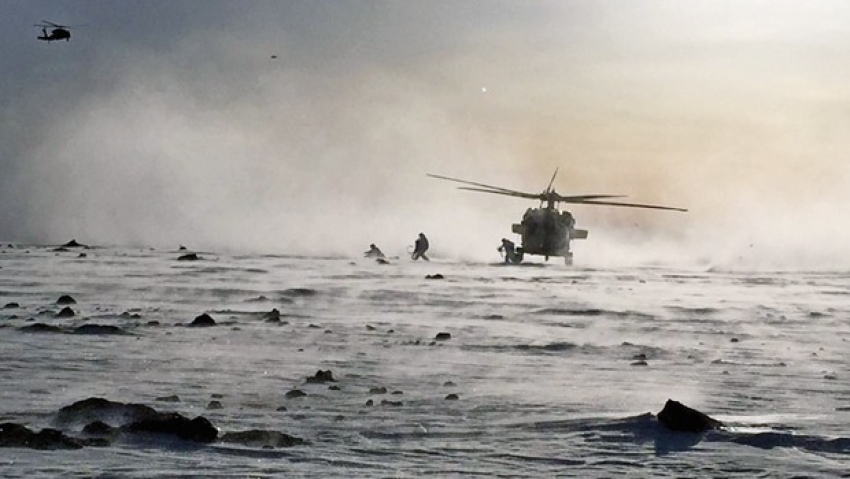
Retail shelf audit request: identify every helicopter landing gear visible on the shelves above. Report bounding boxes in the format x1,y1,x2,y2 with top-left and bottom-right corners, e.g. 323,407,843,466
564,252,573,266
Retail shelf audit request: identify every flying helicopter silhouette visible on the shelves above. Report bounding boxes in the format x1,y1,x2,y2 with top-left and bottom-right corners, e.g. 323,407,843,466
428,169,687,265
35,21,72,42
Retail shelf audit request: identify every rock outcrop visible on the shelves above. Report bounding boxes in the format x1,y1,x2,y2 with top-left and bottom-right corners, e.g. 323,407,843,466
657,399,723,433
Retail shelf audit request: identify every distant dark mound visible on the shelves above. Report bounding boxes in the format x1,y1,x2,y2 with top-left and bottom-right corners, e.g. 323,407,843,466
263,308,281,322
56,307,75,318
657,399,723,433
62,239,86,248
189,313,216,327
435,332,451,341
19,323,64,334
282,288,318,297
3,302,20,309
425,274,444,280
177,253,200,261
221,429,306,448
73,324,126,335
305,370,335,384
514,342,576,352
285,389,307,399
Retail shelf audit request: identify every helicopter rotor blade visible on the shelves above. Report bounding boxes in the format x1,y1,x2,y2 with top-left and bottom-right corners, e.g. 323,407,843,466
566,199,688,212
545,168,559,193
553,194,626,202
427,173,533,195
37,20,79,29
456,187,542,200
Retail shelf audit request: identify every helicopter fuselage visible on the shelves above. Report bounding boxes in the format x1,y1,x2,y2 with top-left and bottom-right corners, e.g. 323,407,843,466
511,207,587,264
38,28,70,42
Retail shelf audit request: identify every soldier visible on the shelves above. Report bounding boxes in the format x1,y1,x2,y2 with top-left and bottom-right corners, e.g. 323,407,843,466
364,243,385,259
498,238,519,264
411,233,430,261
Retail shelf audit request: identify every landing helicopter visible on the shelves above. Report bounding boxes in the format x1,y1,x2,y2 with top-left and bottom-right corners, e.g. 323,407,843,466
427,170,687,265
35,21,72,42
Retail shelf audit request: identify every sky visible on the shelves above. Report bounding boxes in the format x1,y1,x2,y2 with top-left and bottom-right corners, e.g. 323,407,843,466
2,1,850,268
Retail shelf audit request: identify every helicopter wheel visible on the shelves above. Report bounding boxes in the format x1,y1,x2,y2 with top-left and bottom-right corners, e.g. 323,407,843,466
564,253,573,266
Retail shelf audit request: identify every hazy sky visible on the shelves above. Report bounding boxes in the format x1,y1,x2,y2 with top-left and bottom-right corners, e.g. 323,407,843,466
3,1,850,268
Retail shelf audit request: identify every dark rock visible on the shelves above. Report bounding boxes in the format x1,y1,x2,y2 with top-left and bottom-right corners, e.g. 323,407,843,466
263,308,281,322
328,385,341,391
730,337,739,343
3,302,20,309
376,258,390,265
285,389,307,399
435,332,451,341
369,387,388,395
443,381,456,387
630,360,648,366
220,429,306,448
19,323,63,333
189,313,216,327
657,399,723,433
391,390,403,395
145,321,161,327
365,399,374,406
632,353,647,361
211,393,224,399
380,400,403,407
366,325,376,331
0,423,84,450
177,253,200,261
77,253,87,258
306,370,335,384
179,245,187,251
425,274,444,280
56,398,159,429
73,324,126,335
445,394,459,401
155,395,180,403
62,239,86,248
206,400,223,410
125,413,217,443
56,307,75,318
275,406,287,412
82,421,114,436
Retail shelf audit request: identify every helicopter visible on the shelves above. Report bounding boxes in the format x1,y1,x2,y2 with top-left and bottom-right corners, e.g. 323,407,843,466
427,169,687,265
35,21,72,42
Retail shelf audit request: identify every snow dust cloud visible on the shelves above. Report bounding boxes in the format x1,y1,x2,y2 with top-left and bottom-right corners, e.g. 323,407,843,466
2,1,850,269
